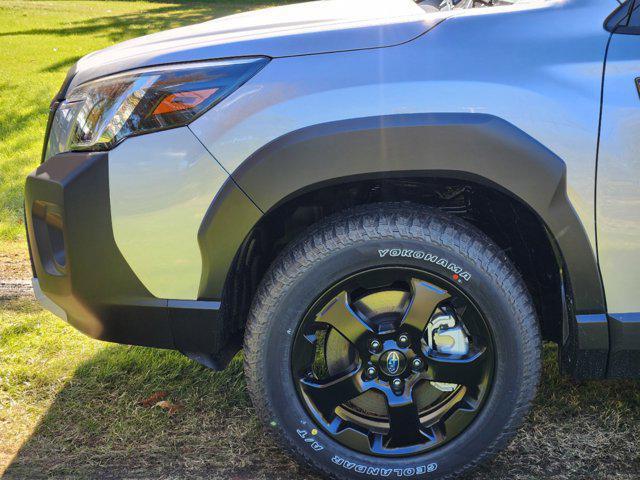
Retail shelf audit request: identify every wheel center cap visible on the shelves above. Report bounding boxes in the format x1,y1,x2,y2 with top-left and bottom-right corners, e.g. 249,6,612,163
379,350,407,376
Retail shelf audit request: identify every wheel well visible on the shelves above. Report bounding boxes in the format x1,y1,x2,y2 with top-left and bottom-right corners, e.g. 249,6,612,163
224,176,566,343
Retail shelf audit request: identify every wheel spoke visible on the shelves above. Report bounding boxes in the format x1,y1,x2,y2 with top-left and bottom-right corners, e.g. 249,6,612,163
332,422,374,453
300,368,365,420
442,399,477,438
291,333,317,378
426,345,488,386
385,391,424,444
315,291,373,349
401,278,450,338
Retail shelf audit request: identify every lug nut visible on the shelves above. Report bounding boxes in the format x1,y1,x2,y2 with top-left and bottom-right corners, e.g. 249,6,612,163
411,357,424,372
365,366,378,379
369,339,382,353
397,333,410,347
391,378,403,390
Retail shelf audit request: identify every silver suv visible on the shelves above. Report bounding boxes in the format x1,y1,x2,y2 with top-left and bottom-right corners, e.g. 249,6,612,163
24,0,640,478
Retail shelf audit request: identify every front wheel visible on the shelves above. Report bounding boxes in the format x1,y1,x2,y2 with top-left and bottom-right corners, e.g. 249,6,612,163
244,203,541,479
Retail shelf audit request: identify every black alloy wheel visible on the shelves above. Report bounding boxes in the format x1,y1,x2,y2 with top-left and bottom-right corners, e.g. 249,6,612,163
292,268,494,457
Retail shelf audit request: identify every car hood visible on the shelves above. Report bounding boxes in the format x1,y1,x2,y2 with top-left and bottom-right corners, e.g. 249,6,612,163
68,0,442,90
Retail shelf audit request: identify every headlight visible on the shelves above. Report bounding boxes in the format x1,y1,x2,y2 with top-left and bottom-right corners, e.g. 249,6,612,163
45,57,269,159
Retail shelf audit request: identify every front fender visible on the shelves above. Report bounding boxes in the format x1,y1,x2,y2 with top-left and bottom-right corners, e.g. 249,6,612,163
199,113,604,316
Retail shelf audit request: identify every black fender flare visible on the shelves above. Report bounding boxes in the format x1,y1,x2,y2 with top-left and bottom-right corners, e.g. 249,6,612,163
198,113,605,316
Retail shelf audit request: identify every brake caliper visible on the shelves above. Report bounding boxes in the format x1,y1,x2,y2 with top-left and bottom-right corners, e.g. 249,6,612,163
426,307,470,392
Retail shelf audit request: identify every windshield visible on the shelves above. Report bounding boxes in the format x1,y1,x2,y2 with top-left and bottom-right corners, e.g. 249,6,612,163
418,0,532,11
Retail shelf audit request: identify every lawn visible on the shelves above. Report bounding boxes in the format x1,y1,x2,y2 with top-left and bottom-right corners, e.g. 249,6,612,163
1,1,640,479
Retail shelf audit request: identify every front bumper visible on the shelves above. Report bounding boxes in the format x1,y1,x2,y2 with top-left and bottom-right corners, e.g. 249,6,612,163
25,151,231,366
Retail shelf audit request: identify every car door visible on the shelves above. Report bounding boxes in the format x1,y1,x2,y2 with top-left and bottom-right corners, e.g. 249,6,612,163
596,0,640,375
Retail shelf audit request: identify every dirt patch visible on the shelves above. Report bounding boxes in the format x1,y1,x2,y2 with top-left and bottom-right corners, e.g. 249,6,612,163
0,247,31,281
0,243,33,298
0,279,32,299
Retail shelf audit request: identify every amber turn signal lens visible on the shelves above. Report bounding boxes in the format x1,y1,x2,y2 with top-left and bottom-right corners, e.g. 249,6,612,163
153,88,219,115
49,58,269,154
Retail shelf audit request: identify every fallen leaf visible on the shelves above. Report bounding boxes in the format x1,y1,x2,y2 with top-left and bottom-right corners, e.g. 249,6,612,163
154,400,183,415
138,391,168,407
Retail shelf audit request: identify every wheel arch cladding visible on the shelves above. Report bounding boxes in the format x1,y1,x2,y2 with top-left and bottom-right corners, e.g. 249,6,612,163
198,113,605,317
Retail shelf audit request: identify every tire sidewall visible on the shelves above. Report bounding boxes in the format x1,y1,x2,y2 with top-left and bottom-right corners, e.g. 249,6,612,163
256,237,532,479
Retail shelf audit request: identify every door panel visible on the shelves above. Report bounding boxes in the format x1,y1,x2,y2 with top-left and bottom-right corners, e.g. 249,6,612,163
597,22,640,313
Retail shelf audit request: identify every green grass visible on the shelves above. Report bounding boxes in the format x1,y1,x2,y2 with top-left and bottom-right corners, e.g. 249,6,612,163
0,0,289,256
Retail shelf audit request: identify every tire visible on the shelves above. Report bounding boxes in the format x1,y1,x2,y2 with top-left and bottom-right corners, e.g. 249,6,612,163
244,203,541,479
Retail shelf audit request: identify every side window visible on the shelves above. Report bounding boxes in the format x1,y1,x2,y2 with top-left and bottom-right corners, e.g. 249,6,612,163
630,1,640,28
610,0,640,34
606,0,638,32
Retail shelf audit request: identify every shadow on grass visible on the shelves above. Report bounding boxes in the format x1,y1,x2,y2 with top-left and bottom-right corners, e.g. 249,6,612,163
40,56,82,74
2,5,218,41
0,86,49,232
0,107,50,232
3,343,311,479
3,337,639,479
1,1,298,45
